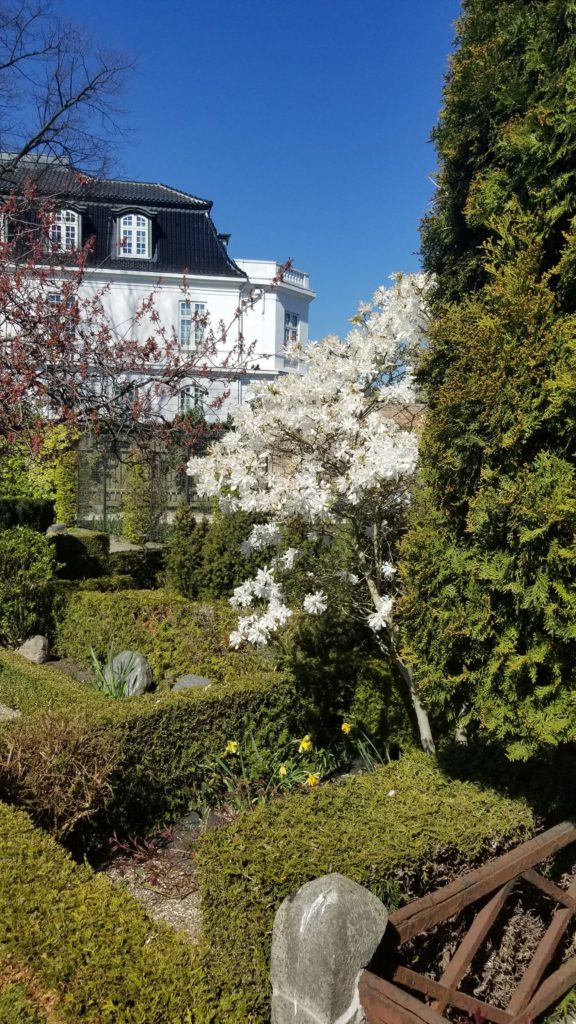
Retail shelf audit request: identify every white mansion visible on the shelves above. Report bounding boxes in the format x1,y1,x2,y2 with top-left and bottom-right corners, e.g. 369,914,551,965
3,156,315,422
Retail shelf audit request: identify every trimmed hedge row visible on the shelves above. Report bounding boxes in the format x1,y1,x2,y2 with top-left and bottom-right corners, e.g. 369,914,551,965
0,650,297,837
49,528,110,580
193,753,535,1022
0,801,201,1023
108,548,165,589
0,498,54,532
54,589,273,683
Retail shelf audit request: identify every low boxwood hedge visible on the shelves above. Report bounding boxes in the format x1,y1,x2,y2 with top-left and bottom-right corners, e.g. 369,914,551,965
0,801,201,1023
0,650,297,838
108,548,165,588
54,589,274,682
49,528,110,580
193,753,534,1022
0,498,54,532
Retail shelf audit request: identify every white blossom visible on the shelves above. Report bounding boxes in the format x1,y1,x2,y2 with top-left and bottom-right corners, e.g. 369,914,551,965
302,591,328,615
188,273,431,646
367,596,394,632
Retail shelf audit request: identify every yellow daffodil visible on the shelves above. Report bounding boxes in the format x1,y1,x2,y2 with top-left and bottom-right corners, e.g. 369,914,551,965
306,773,320,787
298,734,313,753
341,722,352,734
224,740,238,755
278,764,288,778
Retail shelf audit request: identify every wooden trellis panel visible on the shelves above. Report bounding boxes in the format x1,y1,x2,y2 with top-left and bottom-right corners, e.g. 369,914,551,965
360,822,576,1024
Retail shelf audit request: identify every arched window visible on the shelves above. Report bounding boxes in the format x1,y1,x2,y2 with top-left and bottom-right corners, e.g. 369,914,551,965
118,213,151,258
49,209,80,251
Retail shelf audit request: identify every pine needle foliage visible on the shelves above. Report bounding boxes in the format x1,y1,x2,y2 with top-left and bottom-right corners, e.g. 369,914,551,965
399,0,576,759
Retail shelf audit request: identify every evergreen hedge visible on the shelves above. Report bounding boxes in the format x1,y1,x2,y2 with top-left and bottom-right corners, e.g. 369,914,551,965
49,528,110,580
193,752,534,1022
399,0,576,758
0,801,200,1023
0,759,533,1023
0,650,296,838
55,589,274,683
0,498,54,532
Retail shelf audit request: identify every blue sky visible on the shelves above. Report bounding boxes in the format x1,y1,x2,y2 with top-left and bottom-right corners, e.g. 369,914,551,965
61,1,461,339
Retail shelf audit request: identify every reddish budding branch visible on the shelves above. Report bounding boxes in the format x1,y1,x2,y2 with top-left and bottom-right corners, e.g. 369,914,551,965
0,186,288,448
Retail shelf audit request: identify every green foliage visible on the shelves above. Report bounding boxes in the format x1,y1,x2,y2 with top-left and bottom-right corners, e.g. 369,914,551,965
0,498,54,532
0,649,297,839
421,0,576,307
0,528,56,645
89,646,136,699
193,752,534,1022
0,983,45,1024
0,801,201,1023
164,505,266,600
122,451,159,545
108,548,165,588
401,0,576,758
281,606,415,752
49,528,110,580
0,425,78,525
55,589,274,683
164,505,209,596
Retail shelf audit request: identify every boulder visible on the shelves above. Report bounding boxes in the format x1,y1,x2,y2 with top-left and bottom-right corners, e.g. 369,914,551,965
271,873,388,1024
17,634,50,664
46,523,68,536
0,703,21,721
173,674,211,691
111,650,153,697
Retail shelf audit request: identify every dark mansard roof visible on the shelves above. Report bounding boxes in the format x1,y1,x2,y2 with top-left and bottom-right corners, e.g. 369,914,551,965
0,157,246,279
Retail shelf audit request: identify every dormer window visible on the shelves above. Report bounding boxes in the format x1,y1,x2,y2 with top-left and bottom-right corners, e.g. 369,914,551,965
118,213,151,258
49,209,80,251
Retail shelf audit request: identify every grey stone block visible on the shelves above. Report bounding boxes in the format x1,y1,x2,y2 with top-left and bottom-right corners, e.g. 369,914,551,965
271,872,388,1024
46,523,68,536
173,674,211,691
111,650,153,696
17,634,50,664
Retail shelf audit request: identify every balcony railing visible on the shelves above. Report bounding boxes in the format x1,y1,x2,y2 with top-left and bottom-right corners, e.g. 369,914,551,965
282,267,309,288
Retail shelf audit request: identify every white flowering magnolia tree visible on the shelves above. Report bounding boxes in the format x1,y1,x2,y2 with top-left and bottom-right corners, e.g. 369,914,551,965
188,273,435,752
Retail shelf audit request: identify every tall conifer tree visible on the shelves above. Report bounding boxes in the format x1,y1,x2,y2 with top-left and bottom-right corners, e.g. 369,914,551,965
399,0,576,758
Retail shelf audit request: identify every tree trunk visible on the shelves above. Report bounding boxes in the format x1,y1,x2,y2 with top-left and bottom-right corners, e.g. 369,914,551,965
363,572,435,753
393,653,435,754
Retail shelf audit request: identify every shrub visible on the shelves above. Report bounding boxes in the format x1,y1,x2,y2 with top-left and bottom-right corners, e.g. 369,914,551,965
55,589,273,683
0,528,56,645
164,505,267,600
0,801,201,1023
0,650,298,839
108,547,165,588
164,505,209,596
0,712,121,838
122,450,166,545
193,752,534,1022
0,497,54,532
49,528,110,580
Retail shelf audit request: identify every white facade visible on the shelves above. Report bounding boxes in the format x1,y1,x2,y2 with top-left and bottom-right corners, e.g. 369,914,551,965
79,258,314,422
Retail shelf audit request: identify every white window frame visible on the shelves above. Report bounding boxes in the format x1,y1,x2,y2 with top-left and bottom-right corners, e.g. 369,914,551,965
179,384,204,415
284,311,299,345
48,209,80,252
45,290,76,336
179,300,206,346
118,213,151,258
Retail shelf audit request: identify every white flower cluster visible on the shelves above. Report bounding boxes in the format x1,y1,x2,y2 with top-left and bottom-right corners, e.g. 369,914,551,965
367,595,394,633
188,273,431,646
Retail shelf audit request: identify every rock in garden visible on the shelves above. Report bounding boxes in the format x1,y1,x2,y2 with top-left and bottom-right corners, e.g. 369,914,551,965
111,650,153,696
0,703,21,721
46,523,68,536
17,635,50,664
173,674,211,691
